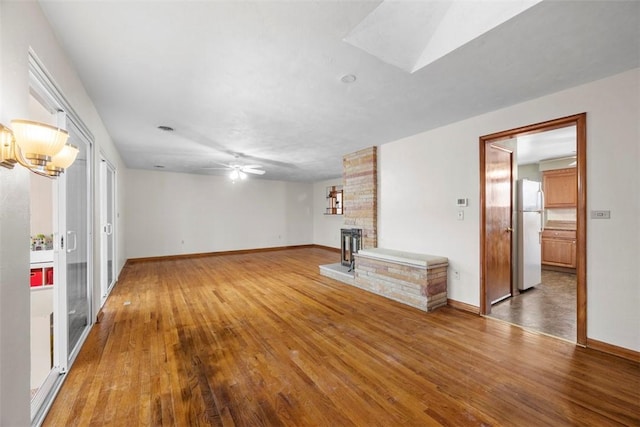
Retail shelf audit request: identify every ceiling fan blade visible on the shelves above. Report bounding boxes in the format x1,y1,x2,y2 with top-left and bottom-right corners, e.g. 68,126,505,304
200,166,230,170
243,168,266,175
241,164,262,170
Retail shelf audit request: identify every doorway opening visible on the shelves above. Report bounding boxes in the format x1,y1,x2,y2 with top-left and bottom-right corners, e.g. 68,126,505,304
479,113,586,345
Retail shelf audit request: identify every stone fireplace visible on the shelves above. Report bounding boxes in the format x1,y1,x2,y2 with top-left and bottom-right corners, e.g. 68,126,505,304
343,147,377,249
321,146,448,312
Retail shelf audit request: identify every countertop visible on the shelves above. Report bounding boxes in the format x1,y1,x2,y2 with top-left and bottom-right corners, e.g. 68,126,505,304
544,221,576,231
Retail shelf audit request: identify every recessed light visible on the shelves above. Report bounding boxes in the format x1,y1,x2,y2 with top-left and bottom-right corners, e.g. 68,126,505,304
153,165,165,169
340,74,357,84
157,125,174,132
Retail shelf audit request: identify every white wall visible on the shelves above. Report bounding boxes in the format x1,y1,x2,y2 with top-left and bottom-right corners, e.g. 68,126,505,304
124,170,313,258
517,163,540,181
313,178,344,249
0,2,127,424
379,68,640,351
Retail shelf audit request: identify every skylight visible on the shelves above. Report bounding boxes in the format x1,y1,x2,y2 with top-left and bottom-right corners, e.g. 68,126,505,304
344,0,542,73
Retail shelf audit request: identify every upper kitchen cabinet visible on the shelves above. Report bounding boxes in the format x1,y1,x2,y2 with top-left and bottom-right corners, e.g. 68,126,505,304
542,167,577,208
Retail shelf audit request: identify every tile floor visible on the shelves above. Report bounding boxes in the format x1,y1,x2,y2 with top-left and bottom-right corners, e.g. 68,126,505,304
488,269,577,341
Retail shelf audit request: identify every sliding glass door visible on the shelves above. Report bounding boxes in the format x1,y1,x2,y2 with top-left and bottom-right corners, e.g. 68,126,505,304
59,121,92,360
100,158,116,303
29,51,95,426
30,113,93,423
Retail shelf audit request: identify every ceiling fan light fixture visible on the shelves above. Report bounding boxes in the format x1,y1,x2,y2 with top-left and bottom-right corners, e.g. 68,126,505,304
205,160,265,181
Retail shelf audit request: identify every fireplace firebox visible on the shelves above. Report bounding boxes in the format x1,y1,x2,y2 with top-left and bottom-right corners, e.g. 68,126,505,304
341,228,362,270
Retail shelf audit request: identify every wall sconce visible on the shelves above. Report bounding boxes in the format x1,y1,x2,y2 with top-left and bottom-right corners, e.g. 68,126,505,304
0,120,78,177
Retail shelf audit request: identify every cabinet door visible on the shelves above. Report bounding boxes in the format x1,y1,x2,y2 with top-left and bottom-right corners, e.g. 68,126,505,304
543,168,577,208
542,237,576,267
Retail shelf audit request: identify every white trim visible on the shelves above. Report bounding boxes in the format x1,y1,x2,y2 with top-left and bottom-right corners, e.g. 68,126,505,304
28,49,94,143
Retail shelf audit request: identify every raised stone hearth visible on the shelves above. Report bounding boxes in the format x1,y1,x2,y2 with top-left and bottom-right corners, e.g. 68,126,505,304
319,263,355,286
354,248,448,312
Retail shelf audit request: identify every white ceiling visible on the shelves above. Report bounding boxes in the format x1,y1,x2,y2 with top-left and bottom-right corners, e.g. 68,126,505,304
39,0,640,182
516,126,576,166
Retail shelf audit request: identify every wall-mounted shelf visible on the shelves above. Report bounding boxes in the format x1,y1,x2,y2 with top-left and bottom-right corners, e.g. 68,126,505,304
325,185,343,215
30,250,54,289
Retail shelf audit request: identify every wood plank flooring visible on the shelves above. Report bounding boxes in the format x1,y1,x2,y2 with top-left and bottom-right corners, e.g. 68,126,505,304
43,247,640,426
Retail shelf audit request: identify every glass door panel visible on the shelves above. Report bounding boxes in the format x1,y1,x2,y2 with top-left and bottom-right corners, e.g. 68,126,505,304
100,159,116,302
64,124,91,356
28,93,61,418
107,166,115,288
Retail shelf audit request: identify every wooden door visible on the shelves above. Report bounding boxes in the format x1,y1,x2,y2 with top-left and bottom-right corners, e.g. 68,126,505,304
485,143,513,309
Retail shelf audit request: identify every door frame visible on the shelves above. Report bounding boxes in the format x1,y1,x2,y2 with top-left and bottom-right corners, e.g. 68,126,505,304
29,49,96,425
479,113,587,345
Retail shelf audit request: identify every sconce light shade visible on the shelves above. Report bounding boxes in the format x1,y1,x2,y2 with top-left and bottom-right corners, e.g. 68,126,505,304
1,120,77,177
11,119,69,166
47,144,79,176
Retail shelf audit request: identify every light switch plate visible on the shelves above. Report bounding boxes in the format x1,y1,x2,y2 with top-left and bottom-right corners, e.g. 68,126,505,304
591,210,611,219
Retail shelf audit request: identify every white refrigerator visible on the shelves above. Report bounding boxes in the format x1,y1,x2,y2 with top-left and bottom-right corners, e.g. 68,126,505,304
517,179,543,290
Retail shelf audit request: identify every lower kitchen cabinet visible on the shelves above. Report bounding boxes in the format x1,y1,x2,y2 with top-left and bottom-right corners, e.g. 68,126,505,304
542,229,576,268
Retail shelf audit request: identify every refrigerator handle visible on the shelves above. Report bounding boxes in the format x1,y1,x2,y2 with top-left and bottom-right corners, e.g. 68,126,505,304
538,190,545,232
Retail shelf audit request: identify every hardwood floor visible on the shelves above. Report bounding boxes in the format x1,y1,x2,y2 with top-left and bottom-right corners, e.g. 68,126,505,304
44,248,640,426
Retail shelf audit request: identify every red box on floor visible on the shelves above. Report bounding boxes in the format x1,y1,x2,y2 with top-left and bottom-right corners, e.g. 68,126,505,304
30,270,43,287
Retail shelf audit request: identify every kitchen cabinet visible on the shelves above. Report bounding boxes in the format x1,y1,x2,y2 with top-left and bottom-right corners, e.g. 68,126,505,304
542,168,577,208
542,229,576,268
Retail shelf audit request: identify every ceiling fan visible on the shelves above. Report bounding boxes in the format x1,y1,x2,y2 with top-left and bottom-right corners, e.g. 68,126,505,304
202,161,266,181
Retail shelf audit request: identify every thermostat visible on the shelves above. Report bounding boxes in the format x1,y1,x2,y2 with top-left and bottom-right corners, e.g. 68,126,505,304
456,198,468,207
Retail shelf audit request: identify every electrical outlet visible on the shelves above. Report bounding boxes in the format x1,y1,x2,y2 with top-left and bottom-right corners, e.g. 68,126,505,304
591,210,611,219
454,271,460,280
457,210,464,221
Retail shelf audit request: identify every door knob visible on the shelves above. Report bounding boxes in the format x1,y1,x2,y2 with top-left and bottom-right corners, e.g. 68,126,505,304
505,227,513,232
